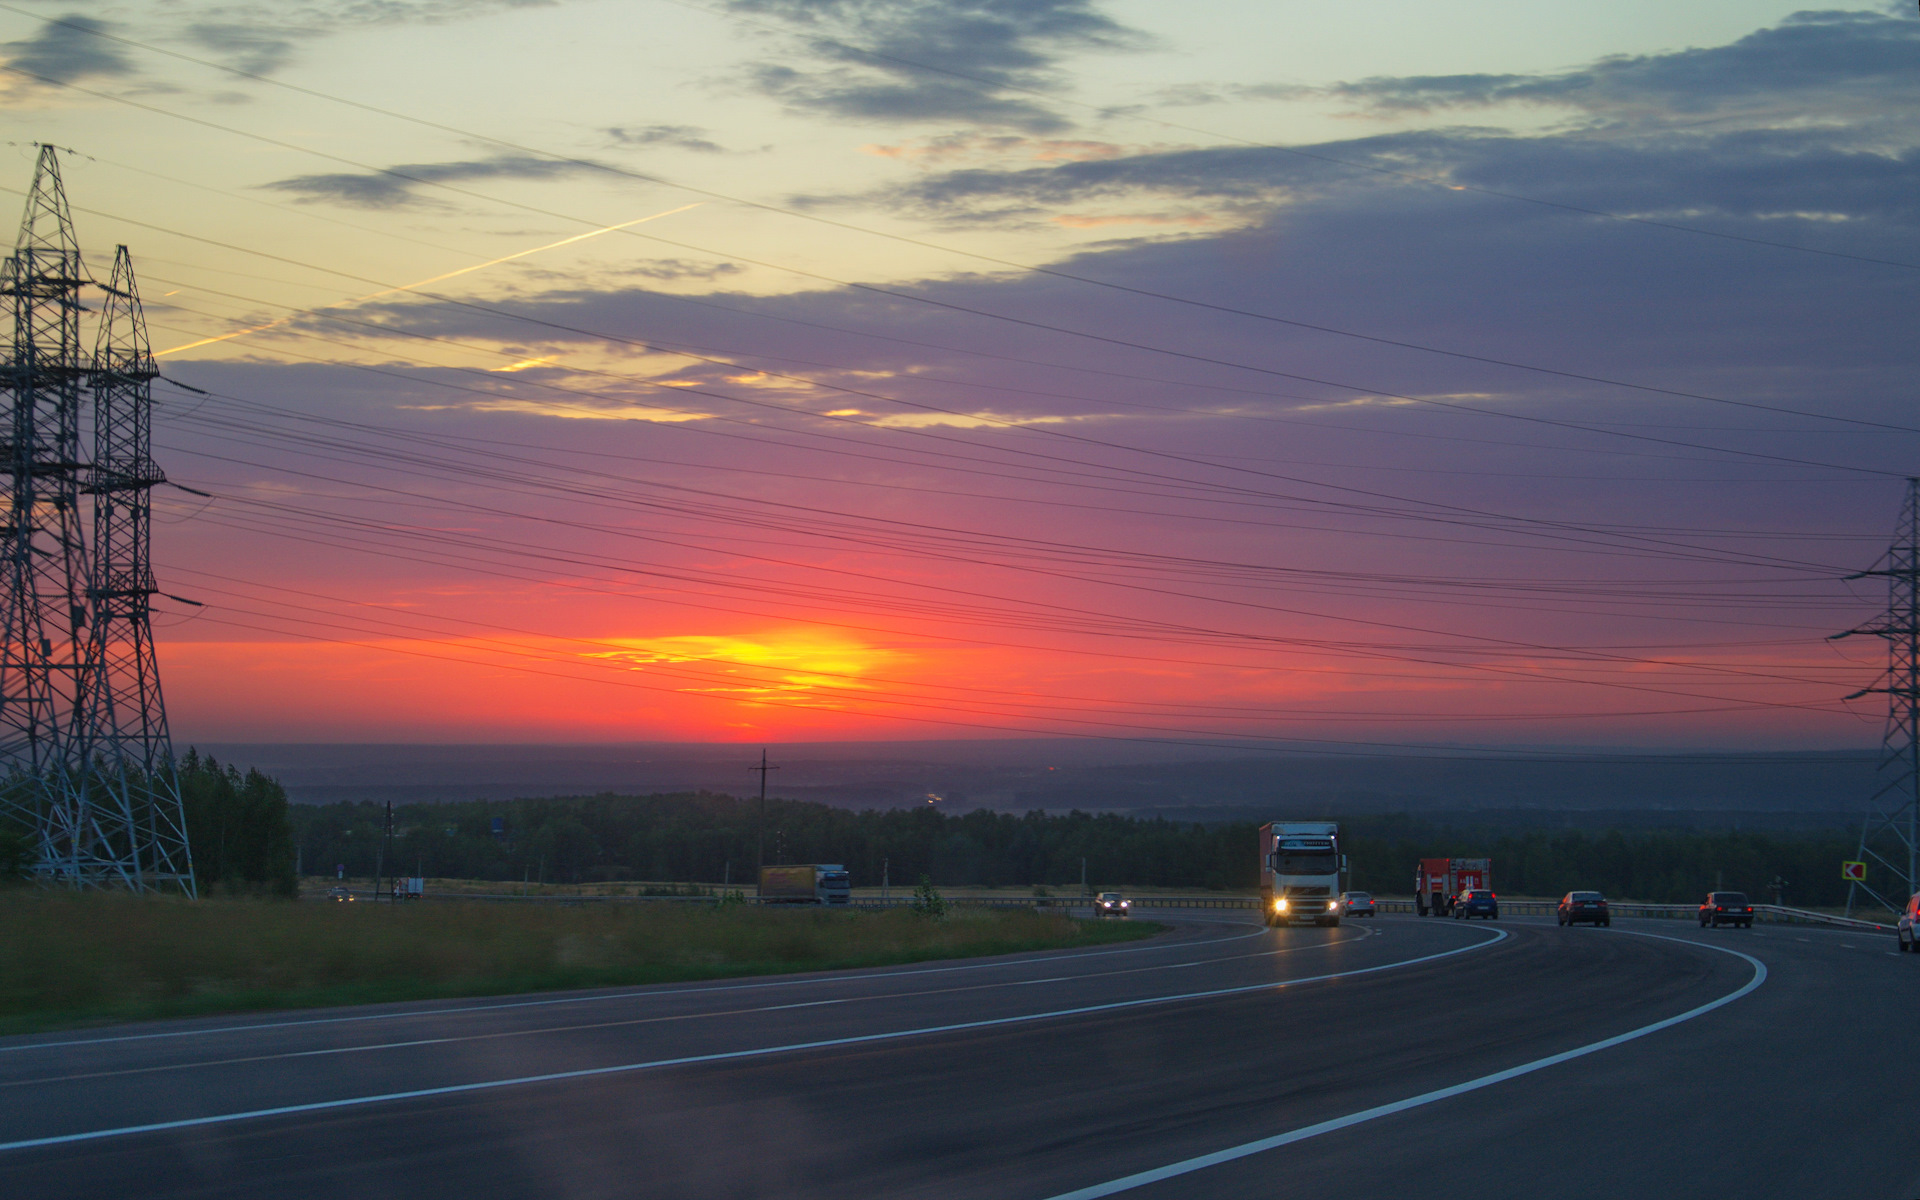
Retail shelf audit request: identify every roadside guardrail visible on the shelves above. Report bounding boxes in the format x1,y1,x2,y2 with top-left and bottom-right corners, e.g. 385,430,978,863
322,890,1898,931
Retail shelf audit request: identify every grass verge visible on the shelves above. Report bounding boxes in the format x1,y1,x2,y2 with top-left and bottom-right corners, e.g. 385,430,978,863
0,892,1163,1035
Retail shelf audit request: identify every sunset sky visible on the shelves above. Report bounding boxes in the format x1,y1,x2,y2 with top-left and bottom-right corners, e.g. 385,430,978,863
2,0,1916,750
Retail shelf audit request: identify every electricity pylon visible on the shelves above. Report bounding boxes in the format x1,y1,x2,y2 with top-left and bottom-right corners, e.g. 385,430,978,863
0,146,192,893
1831,477,1920,916
0,145,93,880
74,246,193,893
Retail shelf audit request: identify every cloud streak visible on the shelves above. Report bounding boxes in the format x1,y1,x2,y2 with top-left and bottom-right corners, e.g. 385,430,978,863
259,154,608,208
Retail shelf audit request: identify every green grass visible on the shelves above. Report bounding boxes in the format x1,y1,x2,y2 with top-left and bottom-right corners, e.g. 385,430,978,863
0,892,1163,1035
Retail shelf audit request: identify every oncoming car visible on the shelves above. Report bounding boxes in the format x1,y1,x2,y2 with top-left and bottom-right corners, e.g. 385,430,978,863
1557,891,1610,927
1093,892,1131,917
1339,891,1376,917
325,886,354,903
1451,889,1499,920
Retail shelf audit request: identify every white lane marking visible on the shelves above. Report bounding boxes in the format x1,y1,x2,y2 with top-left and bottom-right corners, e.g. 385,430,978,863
0,927,1503,1153
1033,928,1766,1200
4,927,1377,1087
0,920,1268,1055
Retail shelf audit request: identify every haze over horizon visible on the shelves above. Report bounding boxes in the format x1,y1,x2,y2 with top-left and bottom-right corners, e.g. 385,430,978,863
5,0,1916,753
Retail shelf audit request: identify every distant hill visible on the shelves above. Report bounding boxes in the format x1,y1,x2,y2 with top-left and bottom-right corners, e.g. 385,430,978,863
193,740,1885,830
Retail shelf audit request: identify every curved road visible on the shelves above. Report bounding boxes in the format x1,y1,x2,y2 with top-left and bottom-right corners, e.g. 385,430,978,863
0,912,1913,1199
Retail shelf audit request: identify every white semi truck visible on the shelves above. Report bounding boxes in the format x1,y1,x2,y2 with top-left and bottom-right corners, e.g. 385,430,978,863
1260,822,1347,927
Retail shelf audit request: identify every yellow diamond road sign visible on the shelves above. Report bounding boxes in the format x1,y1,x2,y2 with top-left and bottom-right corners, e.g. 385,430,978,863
1842,860,1867,882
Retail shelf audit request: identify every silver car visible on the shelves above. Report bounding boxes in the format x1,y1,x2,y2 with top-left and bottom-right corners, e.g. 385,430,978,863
1339,891,1376,917
1901,894,1919,952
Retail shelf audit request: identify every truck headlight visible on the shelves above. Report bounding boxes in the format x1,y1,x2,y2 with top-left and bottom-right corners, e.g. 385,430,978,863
1274,898,1289,914
1327,900,1339,910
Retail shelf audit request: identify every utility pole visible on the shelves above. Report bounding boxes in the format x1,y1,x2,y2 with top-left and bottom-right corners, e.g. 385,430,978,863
751,748,777,870
1832,477,1920,916
379,799,393,903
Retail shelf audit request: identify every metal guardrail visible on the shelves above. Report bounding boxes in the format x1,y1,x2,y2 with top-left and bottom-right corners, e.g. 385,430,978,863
317,890,1899,932
1369,897,1895,932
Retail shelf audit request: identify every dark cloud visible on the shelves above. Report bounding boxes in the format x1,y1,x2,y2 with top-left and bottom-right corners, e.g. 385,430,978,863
1,14,134,85
259,155,604,208
843,127,1920,237
817,10,1920,235
723,0,1144,132
186,22,298,75
1303,8,1920,126
606,124,726,153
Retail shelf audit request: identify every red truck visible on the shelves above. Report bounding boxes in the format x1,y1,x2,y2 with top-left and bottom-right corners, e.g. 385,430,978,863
1415,857,1491,917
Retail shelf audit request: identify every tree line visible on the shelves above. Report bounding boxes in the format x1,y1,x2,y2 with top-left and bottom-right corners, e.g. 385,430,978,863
285,792,1875,908
0,750,296,895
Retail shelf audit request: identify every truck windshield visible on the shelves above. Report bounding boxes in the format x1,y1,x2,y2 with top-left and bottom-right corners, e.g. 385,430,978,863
1272,851,1336,874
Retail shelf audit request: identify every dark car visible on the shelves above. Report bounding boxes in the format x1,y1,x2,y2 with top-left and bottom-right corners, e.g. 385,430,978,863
1699,891,1753,928
1899,894,1918,953
1451,889,1498,920
1093,892,1131,917
325,885,354,903
1339,891,1377,917
1558,891,1610,926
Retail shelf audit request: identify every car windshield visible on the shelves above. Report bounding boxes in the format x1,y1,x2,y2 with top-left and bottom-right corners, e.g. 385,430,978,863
1570,892,1601,901
1713,893,1749,905
1468,891,1493,899
1099,893,1121,900
1346,892,1370,901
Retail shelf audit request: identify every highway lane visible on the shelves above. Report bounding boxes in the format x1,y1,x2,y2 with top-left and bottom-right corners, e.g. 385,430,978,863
0,912,1911,1199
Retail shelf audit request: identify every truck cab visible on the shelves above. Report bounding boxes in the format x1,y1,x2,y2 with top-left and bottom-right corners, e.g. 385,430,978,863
815,864,851,906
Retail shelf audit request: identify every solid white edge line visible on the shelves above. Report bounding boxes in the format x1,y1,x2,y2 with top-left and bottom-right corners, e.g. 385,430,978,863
1033,928,1768,1200
0,925,1503,1153
0,916,1270,1055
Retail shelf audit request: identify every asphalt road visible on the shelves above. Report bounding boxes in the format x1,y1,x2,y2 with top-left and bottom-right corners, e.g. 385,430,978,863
1,910,1914,1199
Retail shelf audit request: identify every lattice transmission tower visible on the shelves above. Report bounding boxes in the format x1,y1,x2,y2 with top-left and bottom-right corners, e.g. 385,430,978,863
1832,476,1920,917
75,246,193,892
0,145,192,893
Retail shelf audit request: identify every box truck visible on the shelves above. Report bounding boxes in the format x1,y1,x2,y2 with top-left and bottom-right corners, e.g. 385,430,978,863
758,864,852,905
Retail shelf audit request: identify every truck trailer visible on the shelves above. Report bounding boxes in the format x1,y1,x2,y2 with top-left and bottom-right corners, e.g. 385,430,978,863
1415,857,1491,916
1260,822,1346,927
758,864,852,905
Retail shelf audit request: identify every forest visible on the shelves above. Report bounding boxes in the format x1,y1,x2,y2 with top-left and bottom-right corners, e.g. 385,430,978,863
286,791,1871,908
0,750,296,896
